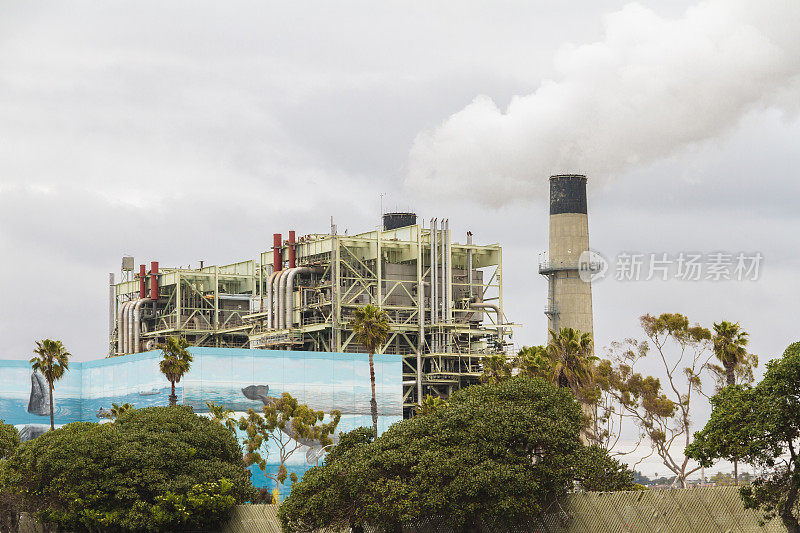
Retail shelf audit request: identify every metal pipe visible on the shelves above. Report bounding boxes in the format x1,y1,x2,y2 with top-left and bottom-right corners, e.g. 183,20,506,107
123,301,134,354
273,233,282,273
150,262,159,301
133,298,151,353
277,269,291,329
139,265,146,299
285,267,323,328
117,300,129,354
467,231,473,299
288,231,296,269
272,270,283,329
431,218,438,352
265,271,281,329
109,273,115,352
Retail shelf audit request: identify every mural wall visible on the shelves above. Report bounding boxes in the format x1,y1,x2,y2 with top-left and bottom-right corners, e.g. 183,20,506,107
0,348,403,492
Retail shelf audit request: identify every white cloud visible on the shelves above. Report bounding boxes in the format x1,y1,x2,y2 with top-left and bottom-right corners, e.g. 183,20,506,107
406,0,800,206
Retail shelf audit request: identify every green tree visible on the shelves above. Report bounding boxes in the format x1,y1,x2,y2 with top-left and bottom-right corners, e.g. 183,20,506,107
414,394,448,416
711,321,755,388
688,342,800,532
575,445,636,492
710,320,757,485
30,339,71,431
594,314,713,488
279,377,587,532
514,345,553,380
546,328,597,399
351,304,390,435
479,353,513,384
99,403,136,420
214,393,341,489
2,406,254,532
158,336,193,407
0,421,19,461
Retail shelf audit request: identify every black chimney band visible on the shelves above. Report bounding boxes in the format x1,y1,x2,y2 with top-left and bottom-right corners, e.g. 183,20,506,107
549,175,587,215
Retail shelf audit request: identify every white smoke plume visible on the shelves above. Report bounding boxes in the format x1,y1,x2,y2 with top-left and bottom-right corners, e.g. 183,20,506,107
406,0,800,206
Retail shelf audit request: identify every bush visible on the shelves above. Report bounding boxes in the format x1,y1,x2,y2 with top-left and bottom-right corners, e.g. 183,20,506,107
3,406,255,532
280,377,585,532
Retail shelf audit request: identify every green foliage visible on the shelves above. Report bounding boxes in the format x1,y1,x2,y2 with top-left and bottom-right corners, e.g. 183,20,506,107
688,341,800,531
479,353,513,384
30,338,71,430
547,328,597,398
158,336,193,406
710,320,757,389
351,304,390,355
215,393,341,487
515,345,553,380
99,402,136,420
0,421,19,461
2,406,254,532
414,394,449,416
279,377,585,532
575,445,635,492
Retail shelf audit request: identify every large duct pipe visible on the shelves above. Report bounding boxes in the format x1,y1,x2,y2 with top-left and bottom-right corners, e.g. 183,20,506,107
277,269,291,329
117,300,129,354
273,233,282,273
288,231,296,269
466,232,473,299
431,218,438,353
109,273,115,350
122,301,133,354
133,298,150,353
265,271,281,329
272,270,283,329
285,267,323,328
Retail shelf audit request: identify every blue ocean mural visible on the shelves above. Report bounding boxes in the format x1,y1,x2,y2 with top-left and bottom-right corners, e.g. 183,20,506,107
0,348,403,494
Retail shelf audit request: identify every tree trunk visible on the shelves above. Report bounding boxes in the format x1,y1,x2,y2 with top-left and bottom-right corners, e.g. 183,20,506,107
369,352,378,435
733,459,738,486
781,470,800,533
169,380,177,407
49,382,54,431
725,363,735,387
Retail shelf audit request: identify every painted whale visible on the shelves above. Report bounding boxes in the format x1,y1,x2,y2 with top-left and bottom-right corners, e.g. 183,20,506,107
27,372,50,416
241,384,340,464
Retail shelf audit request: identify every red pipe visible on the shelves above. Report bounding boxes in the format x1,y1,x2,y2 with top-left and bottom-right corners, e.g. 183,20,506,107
139,265,146,299
150,261,159,301
288,230,296,269
273,233,282,272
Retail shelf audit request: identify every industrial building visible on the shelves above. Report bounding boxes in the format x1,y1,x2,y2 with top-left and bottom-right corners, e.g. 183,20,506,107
110,213,513,417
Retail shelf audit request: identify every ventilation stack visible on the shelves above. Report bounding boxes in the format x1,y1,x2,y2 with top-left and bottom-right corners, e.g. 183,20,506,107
540,175,594,341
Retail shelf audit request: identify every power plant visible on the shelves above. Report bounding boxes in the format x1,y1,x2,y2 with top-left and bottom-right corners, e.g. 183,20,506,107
109,213,513,417
539,175,594,340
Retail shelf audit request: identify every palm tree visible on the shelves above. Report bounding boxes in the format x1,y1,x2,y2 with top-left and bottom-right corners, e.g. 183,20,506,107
712,320,752,485
514,345,553,380
30,339,71,430
158,336,193,407
351,304,390,435
546,328,597,398
712,321,750,387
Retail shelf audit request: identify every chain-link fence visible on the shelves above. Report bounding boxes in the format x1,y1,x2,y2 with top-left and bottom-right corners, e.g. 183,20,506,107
217,487,786,533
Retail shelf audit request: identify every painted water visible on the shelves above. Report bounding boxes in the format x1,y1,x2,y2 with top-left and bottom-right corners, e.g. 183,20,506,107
0,348,403,494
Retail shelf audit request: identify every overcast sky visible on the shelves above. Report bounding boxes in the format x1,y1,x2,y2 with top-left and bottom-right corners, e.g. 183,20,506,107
2,1,799,474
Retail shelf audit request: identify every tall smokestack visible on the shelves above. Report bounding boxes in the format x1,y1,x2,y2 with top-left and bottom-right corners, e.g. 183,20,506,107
542,175,594,340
